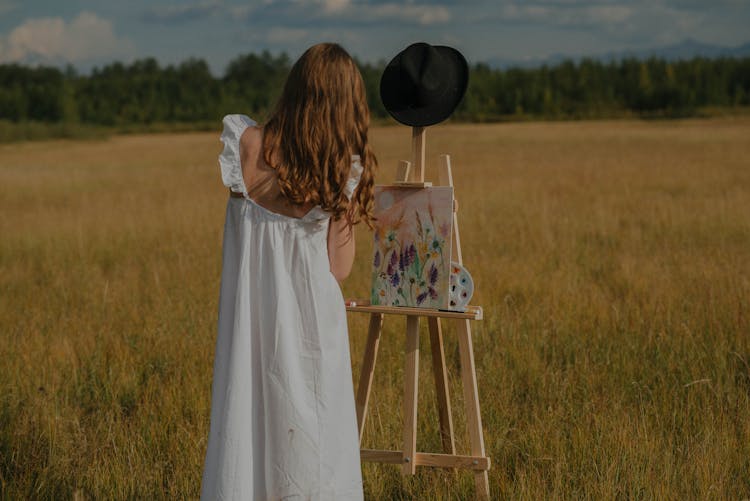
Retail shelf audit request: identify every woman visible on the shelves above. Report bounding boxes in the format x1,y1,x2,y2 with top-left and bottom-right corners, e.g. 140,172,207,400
200,43,376,500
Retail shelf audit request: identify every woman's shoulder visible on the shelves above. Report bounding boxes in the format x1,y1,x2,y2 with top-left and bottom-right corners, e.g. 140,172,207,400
238,123,265,185
239,122,263,151
220,114,257,150
222,114,263,164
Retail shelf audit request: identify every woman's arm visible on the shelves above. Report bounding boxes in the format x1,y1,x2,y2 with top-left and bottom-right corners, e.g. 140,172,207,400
327,211,355,282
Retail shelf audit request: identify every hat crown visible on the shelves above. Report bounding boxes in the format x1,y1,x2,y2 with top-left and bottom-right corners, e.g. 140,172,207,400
399,43,447,106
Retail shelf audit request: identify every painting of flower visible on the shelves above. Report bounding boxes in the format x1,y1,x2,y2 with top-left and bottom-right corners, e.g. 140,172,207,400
370,186,453,309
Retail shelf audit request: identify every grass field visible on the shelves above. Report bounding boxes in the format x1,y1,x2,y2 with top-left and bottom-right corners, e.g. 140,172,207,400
1,118,749,499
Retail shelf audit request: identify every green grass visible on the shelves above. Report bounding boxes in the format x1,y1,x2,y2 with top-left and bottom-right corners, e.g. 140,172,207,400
1,119,749,499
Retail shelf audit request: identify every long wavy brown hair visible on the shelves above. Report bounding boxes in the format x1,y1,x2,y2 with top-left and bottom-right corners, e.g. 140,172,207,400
262,43,377,226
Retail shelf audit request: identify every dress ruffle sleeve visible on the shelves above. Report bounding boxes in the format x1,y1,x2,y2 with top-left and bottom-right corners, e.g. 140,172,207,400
219,114,257,196
343,155,364,201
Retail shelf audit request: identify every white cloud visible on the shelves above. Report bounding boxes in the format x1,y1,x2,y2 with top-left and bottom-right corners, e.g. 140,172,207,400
144,0,224,24
499,4,549,22
365,4,451,25
498,3,633,27
0,11,135,64
321,0,350,14
0,0,17,15
586,5,632,24
272,0,451,26
483,1,715,48
229,4,256,18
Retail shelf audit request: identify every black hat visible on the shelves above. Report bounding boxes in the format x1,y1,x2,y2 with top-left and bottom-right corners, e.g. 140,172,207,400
379,42,468,127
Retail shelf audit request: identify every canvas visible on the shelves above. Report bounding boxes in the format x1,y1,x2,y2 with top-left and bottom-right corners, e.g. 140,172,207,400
371,186,454,309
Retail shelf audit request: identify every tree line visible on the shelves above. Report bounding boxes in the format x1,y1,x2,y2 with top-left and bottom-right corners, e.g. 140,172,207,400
1,51,749,127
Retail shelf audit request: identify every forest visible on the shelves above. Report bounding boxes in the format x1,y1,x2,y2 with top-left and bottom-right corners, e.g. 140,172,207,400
1,51,749,130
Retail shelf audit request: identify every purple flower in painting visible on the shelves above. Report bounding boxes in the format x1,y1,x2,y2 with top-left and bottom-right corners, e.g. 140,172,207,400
398,249,406,271
416,291,428,305
409,244,417,263
401,243,416,268
386,250,398,276
429,263,438,286
389,249,398,267
390,272,400,287
428,286,438,299
374,250,381,268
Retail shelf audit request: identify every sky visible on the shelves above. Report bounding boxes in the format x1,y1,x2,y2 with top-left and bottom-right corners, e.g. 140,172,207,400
0,0,748,74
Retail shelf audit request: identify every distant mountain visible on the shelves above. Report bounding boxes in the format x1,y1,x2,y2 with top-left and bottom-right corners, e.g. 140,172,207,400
486,39,750,69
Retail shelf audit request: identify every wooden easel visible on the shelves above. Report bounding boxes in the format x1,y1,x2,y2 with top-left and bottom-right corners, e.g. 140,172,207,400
346,126,491,499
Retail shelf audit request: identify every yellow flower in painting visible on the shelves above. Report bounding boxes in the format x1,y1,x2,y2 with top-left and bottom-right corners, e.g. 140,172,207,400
417,241,428,256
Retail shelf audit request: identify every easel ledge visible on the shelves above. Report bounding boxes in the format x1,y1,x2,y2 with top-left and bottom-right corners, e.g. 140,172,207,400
345,300,483,321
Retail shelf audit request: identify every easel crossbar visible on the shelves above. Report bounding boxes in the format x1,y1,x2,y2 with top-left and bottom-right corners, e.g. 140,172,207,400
361,449,491,471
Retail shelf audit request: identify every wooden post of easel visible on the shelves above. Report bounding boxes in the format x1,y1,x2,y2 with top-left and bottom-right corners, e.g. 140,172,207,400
347,126,491,499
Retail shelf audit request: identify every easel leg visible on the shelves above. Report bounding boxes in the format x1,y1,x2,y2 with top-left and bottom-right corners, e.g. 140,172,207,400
456,319,490,499
402,315,420,475
356,313,383,444
428,317,456,455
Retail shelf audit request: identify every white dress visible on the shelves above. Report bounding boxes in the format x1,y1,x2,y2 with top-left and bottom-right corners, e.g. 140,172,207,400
200,114,364,500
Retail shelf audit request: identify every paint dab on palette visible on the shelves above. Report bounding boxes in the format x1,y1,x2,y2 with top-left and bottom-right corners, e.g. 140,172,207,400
449,261,474,311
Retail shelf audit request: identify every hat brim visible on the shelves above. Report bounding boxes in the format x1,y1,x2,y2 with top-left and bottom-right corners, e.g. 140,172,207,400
380,45,468,127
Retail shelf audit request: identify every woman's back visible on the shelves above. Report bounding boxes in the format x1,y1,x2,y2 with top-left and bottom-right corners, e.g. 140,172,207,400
238,124,317,220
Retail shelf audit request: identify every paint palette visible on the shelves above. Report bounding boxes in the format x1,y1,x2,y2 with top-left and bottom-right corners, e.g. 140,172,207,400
449,261,474,311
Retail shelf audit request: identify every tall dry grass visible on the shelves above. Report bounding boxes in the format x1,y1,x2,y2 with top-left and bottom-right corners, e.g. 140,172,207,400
1,118,749,499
